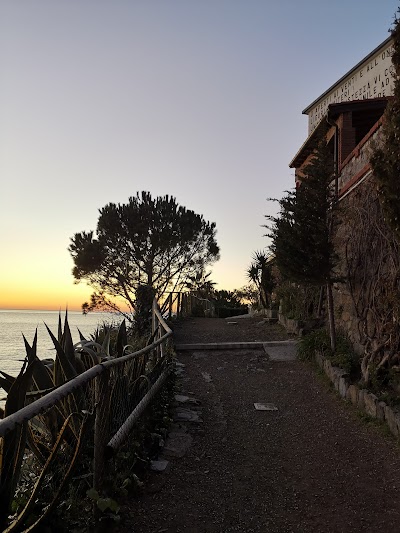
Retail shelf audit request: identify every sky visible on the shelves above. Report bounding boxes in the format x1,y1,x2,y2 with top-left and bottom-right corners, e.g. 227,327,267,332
0,0,398,311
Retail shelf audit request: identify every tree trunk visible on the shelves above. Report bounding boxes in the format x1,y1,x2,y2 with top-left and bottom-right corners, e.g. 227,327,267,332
326,280,336,352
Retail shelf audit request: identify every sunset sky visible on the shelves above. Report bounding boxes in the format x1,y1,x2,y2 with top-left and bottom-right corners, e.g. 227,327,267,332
0,0,398,311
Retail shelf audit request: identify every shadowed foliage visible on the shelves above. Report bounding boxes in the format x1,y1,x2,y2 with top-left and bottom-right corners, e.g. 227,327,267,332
69,192,219,317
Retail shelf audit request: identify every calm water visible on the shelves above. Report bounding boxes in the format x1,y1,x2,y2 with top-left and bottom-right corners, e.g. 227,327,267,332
0,309,119,380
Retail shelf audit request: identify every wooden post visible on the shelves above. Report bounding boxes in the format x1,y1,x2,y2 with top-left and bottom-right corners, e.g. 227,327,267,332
168,293,173,320
177,292,182,318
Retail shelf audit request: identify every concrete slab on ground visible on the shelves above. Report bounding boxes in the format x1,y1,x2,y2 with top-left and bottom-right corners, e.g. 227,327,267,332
263,341,297,361
175,339,297,353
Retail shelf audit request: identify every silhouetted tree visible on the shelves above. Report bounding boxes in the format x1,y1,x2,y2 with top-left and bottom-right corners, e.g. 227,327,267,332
185,269,216,299
267,137,337,349
69,192,219,318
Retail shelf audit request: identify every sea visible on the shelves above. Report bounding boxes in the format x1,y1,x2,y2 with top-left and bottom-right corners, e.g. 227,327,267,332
0,309,120,381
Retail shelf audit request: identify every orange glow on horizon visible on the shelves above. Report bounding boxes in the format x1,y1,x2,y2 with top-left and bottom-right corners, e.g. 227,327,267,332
0,279,93,312
0,261,245,312
0,279,132,313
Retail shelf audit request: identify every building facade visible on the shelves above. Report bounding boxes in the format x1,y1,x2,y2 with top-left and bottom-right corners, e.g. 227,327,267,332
289,37,397,354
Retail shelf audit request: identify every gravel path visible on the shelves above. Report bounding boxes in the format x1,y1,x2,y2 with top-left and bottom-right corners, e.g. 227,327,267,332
116,318,400,532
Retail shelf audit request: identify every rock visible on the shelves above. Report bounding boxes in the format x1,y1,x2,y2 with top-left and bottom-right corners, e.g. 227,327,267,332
338,376,349,398
150,459,169,472
163,433,193,458
174,408,202,423
384,404,399,437
324,359,332,379
174,394,190,403
346,384,359,406
376,401,386,421
395,411,400,437
358,389,367,410
201,372,212,383
331,367,347,392
364,391,378,418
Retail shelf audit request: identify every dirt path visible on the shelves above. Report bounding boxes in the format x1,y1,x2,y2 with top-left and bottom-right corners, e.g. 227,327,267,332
116,318,400,532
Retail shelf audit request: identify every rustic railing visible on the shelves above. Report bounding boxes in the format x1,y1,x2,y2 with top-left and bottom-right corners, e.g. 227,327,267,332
0,299,173,531
163,291,215,318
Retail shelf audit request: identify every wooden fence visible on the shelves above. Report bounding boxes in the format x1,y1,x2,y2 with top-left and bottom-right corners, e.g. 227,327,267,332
0,299,173,531
163,291,215,318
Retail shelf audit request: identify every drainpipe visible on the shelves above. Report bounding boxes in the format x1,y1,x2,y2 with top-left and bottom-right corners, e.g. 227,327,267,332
325,112,339,352
326,113,339,201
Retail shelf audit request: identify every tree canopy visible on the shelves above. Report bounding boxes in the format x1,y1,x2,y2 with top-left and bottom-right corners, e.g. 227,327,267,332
267,138,335,286
69,191,220,314
266,136,337,349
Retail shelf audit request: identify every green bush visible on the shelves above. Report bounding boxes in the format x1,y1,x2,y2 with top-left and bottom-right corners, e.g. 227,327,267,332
297,328,331,361
277,282,320,320
298,328,359,375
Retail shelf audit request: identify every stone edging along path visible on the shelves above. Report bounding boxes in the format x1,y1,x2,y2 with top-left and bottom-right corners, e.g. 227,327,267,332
315,351,400,438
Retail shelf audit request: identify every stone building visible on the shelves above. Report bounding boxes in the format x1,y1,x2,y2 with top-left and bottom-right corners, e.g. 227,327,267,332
289,36,396,352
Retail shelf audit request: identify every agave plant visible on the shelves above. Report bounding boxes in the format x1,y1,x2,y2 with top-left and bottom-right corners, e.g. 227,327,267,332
0,309,169,531
0,358,36,530
0,313,128,530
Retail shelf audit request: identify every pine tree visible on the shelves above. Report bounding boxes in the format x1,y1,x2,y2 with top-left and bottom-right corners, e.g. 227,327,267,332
267,137,337,348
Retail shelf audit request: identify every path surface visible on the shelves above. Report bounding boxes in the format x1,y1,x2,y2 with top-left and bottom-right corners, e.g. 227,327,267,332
117,317,400,532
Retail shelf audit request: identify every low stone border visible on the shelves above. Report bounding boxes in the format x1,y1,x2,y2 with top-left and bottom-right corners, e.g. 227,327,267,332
315,352,400,438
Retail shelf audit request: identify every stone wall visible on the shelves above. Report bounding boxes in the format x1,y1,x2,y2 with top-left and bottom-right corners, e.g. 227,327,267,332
332,125,386,355
331,178,367,354
315,351,400,438
332,150,400,368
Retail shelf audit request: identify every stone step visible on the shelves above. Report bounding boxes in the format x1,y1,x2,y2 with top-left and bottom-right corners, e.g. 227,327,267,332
175,340,297,351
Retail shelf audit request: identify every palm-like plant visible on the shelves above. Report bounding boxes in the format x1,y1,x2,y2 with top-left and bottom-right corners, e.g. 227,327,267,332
246,251,275,309
185,269,216,299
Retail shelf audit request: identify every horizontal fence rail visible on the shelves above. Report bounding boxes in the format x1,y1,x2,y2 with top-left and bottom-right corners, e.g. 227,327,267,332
106,366,171,455
0,298,173,532
0,329,172,438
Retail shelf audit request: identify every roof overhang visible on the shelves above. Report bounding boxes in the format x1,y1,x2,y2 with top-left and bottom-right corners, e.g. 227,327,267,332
327,96,390,119
289,97,390,169
289,118,327,169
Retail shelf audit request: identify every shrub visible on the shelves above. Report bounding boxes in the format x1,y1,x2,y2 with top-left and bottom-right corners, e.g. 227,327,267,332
297,328,331,361
298,328,359,375
277,282,320,320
